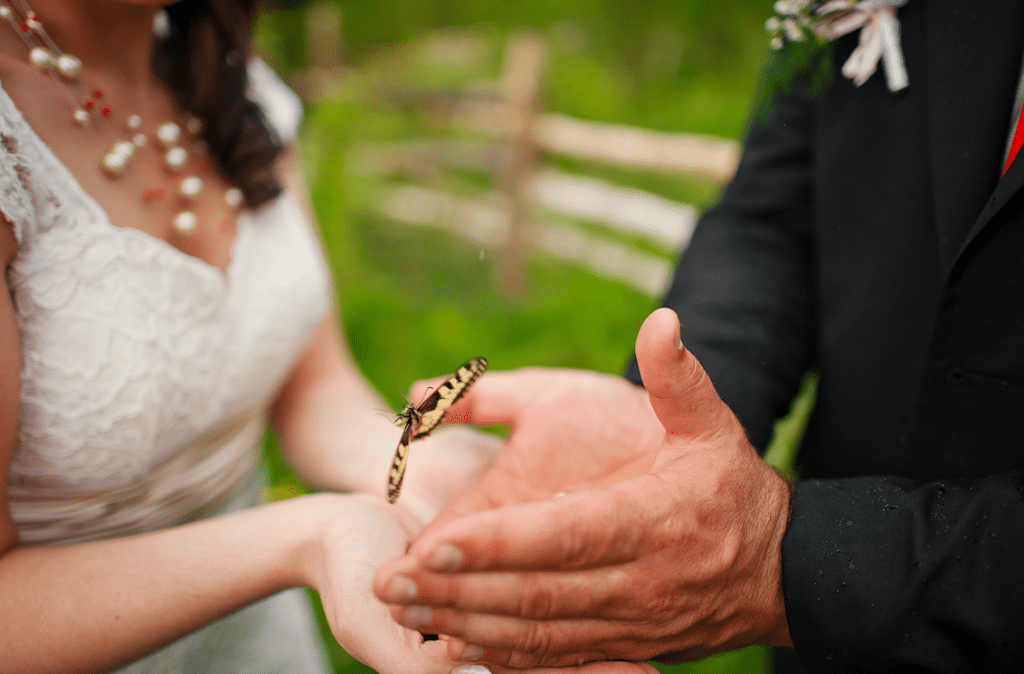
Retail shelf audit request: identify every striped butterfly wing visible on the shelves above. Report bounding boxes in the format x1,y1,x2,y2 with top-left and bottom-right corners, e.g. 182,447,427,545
387,357,488,503
388,422,414,504
411,358,488,439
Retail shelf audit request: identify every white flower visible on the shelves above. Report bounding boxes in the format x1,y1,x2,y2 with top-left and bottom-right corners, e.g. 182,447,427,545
783,17,806,41
773,0,807,17
766,0,910,92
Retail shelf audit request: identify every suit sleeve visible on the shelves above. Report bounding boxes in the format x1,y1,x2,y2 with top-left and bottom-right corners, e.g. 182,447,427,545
783,471,1024,672
625,82,817,451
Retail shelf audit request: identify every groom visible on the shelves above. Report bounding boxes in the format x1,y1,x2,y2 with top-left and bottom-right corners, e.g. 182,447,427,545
376,2,1024,672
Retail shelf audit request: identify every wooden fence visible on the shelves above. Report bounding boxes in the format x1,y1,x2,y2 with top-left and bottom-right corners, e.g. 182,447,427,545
292,5,742,297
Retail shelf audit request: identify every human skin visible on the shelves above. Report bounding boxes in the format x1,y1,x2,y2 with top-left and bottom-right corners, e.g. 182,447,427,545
374,308,794,670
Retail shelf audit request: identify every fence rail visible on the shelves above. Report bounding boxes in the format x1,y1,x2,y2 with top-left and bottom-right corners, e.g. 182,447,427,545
294,6,741,296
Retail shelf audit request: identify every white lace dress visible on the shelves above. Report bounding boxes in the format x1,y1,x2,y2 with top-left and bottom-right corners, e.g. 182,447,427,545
0,60,334,673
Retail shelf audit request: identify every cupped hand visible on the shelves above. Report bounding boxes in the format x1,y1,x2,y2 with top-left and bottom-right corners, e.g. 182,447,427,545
373,308,793,668
404,363,666,533
306,493,462,673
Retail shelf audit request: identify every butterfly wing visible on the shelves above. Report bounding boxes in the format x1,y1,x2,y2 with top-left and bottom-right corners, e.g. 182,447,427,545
411,357,488,440
388,420,414,503
386,358,488,503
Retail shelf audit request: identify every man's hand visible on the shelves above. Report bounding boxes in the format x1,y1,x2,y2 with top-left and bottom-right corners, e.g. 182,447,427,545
373,308,793,668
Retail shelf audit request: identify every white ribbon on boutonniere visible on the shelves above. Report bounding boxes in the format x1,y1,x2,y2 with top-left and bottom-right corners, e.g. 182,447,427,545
766,0,910,93
819,0,910,92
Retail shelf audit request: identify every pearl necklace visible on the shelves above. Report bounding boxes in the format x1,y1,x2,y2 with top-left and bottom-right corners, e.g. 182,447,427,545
0,1,244,234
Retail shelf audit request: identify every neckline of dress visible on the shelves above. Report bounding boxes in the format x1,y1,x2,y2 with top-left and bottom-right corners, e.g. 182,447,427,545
0,75,248,284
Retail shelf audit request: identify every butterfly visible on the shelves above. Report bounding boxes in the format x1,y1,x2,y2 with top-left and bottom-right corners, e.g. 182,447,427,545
388,357,488,503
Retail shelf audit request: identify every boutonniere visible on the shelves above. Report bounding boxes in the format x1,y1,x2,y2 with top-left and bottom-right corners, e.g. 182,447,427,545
763,0,910,107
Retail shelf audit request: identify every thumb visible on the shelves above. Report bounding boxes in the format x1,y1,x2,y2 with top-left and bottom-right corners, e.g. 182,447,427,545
635,307,731,439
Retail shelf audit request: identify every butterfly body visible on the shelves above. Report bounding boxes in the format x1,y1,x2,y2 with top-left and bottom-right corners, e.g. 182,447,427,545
388,357,488,503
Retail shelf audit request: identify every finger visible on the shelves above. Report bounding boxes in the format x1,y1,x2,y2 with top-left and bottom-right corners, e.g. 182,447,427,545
375,490,501,598
410,484,656,572
377,565,631,619
391,606,628,667
410,369,544,428
634,308,733,439
453,661,657,674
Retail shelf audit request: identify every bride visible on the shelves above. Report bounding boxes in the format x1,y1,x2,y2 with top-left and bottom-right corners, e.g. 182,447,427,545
0,0,501,671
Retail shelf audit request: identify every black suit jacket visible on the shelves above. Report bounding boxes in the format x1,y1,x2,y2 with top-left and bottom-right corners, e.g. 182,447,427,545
626,2,1024,671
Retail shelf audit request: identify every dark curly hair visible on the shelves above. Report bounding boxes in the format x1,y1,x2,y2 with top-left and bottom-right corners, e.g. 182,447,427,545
152,0,284,208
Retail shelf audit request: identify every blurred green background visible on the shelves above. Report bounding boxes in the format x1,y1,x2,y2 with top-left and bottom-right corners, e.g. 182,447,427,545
255,1,808,672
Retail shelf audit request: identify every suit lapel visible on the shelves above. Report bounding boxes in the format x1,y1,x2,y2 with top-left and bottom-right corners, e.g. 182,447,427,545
924,0,1024,271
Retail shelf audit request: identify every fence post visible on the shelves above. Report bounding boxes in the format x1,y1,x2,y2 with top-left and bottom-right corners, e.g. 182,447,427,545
496,32,546,296
301,2,345,99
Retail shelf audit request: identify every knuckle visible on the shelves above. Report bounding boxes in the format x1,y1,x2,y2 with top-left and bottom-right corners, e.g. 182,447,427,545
557,515,593,567
421,574,460,607
519,620,556,662
561,491,644,567
517,574,557,618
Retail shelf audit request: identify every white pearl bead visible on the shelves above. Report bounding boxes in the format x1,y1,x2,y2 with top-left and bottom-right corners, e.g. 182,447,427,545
173,211,198,233
102,151,129,176
133,133,148,148
156,122,181,148
180,175,203,198
127,114,142,130
112,140,136,159
29,47,54,70
164,146,188,171
0,6,12,19
73,109,89,125
26,17,40,31
186,116,203,135
56,54,81,79
224,187,244,208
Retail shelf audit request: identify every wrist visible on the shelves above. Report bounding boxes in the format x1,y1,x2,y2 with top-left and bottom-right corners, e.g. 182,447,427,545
280,492,350,590
758,473,795,649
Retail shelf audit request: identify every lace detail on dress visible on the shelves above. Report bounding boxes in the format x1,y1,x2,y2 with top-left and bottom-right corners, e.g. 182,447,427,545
3,64,331,535
0,126,32,245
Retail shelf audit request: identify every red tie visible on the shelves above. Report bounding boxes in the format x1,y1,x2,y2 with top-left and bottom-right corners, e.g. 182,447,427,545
1003,104,1024,175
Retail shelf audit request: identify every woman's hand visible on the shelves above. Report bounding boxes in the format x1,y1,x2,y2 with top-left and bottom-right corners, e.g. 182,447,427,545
305,492,465,673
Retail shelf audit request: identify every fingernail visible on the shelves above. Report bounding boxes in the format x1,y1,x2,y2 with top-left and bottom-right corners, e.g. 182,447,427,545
461,644,486,661
426,543,464,571
452,666,491,674
399,605,433,629
675,336,683,350
385,575,418,603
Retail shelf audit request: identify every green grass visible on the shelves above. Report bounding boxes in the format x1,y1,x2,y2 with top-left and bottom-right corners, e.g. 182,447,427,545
256,2,815,671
